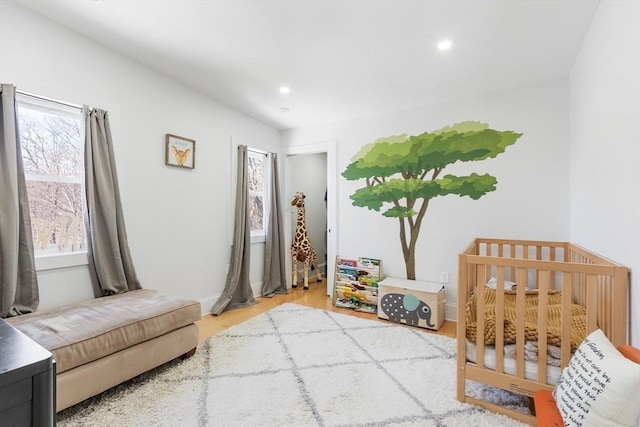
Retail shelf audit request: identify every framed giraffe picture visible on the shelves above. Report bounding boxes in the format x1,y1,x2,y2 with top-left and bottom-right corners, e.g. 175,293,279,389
165,134,195,169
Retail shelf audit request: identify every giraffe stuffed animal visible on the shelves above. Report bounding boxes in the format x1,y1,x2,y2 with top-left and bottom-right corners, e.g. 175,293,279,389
291,191,322,290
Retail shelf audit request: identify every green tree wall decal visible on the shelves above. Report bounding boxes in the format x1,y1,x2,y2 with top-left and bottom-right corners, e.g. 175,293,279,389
342,121,522,280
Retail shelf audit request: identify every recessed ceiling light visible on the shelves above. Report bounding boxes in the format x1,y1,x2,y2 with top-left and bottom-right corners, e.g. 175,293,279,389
279,87,291,95
437,40,453,51
280,107,290,113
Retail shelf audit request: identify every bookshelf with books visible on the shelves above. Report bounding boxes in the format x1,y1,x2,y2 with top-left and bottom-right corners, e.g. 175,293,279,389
333,256,382,314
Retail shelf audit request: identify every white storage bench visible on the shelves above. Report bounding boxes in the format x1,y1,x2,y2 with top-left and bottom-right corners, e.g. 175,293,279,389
377,277,446,330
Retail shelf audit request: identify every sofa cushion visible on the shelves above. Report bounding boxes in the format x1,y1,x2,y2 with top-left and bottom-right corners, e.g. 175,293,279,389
6,289,201,373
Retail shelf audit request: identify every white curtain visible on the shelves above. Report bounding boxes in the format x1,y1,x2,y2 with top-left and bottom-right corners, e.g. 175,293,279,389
0,83,39,317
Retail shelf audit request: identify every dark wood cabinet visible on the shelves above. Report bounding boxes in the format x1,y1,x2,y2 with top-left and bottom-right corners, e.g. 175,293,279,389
0,318,55,427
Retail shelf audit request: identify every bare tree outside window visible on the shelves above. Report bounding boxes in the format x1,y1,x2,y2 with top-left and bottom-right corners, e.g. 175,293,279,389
17,97,85,254
247,151,265,233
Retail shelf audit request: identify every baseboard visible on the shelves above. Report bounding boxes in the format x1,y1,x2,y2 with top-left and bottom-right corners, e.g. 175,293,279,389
251,281,263,298
445,302,457,323
198,294,218,316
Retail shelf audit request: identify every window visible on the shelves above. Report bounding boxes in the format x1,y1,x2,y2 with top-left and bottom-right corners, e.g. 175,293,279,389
16,94,86,261
247,149,268,243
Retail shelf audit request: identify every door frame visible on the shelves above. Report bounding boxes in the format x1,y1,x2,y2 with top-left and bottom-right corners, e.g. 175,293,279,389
286,140,337,296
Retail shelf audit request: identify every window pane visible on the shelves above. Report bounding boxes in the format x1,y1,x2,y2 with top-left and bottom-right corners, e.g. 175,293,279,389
249,194,264,231
18,96,85,255
18,106,82,178
248,154,264,192
27,181,84,252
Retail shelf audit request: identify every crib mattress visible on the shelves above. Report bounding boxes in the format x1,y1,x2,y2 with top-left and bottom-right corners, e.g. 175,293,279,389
465,340,561,386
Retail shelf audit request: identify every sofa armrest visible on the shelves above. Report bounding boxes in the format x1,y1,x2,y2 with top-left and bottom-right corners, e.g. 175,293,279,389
533,390,564,427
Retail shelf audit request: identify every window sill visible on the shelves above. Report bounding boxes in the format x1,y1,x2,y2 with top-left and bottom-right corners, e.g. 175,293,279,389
251,234,266,244
35,252,89,271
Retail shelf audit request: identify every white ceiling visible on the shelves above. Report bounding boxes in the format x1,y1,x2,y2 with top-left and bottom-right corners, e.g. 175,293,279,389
14,0,600,130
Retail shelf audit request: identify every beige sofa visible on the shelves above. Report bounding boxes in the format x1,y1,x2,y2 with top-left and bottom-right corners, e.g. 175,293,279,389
6,289,201,412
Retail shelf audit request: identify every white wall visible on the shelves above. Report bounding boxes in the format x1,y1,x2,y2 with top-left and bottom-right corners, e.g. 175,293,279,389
282,79,571,319
569,1,640,346
0,2,280,314
289,153,328,274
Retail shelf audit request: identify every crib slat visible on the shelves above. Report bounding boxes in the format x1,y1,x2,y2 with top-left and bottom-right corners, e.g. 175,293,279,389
611,267,629,347
550,248,557,290
561,272,573,367
515,268,527,379
510,245,516,281
476,264,486,369
586,274,598,333
598,276,608,338
456,251,470,402
534,245,541,284
537,270,550,384
495,268,505,374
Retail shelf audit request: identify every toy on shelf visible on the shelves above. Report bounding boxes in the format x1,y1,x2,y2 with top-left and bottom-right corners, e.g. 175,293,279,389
333,256,382,314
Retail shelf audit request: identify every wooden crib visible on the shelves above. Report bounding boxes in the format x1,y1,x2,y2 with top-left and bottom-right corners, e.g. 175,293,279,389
456,238,629,425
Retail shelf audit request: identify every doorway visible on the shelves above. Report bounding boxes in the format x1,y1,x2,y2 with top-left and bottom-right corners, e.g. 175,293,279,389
286,141,337,296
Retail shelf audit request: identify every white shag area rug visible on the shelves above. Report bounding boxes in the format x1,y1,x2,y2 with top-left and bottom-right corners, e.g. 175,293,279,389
57,303,531,427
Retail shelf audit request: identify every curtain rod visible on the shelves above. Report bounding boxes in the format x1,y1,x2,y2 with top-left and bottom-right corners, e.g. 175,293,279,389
247,147,269,156
16,89,83,110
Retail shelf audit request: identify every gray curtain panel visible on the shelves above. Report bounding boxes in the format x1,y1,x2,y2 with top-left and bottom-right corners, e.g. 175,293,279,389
261,152,288,297
211,145,257,315
84,107,141,297
0,83,39,318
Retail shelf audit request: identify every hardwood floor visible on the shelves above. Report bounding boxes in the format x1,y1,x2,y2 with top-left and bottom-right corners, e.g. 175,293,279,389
196,278,457,342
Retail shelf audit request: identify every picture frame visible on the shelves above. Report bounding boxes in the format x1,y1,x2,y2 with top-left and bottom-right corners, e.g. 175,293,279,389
165,134,195,169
